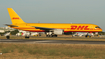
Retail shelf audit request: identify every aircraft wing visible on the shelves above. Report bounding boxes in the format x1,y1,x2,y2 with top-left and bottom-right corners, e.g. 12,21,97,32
32,26,54,31
5,24,18,27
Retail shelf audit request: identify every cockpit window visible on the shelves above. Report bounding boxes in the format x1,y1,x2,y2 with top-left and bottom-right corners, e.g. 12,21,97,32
95,26,100,28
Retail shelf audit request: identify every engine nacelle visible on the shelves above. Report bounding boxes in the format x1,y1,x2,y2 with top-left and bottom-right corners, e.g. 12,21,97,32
53,29,64,35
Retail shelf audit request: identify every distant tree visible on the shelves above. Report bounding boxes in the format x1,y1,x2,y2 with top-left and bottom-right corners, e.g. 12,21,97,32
0,33,4,36
10,30,19,35
0,31,10,36
98,32,105,35
5,31,10,33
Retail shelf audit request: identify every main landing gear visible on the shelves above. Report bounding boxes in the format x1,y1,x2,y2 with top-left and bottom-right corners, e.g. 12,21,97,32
46,35,57,37
46,32,58,37
6,36,10,39
85,32,93,38
85,35,92,38
25,36,30,39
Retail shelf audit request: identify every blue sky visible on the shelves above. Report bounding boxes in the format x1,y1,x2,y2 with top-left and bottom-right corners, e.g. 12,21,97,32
0,0,105,31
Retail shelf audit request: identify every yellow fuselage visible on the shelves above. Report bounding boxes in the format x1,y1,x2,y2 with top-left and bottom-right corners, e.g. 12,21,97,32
12,23,102,32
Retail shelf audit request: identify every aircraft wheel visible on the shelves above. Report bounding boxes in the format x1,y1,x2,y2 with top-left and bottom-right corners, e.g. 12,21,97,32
25,36,29,39
52,35,57,37
85,35,92,38
85,35,90,38
46,35,57,37
6,36,10,39
46,35,48,37
46,35,51,37
85,35,88,37
54,35,57,37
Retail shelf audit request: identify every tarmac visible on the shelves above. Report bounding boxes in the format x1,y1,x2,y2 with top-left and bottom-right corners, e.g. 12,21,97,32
0,38,105,44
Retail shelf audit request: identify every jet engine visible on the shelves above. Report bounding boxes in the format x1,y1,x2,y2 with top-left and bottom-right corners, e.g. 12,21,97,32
53,29,64,35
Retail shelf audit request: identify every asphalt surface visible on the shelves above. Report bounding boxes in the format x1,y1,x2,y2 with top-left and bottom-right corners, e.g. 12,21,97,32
0,39,105,44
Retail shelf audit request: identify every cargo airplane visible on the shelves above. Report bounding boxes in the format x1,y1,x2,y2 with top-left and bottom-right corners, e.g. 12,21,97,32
6,8,102,38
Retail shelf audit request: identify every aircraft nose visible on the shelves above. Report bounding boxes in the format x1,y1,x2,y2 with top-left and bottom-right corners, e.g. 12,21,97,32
100,28,103,31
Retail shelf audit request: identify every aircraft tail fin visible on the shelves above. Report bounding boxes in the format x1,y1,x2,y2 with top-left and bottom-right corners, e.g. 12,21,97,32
7,8,26,24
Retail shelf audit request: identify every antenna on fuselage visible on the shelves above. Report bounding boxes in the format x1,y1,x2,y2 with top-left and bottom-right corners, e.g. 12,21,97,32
38,21,40,23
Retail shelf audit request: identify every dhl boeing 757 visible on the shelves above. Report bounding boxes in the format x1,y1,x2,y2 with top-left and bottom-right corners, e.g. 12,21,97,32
6,8,102,38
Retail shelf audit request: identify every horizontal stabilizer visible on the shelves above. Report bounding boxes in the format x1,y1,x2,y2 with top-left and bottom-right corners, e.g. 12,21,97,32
5,24,18,27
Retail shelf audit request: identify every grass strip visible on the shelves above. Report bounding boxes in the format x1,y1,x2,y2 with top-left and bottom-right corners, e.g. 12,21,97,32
0,43,105,59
